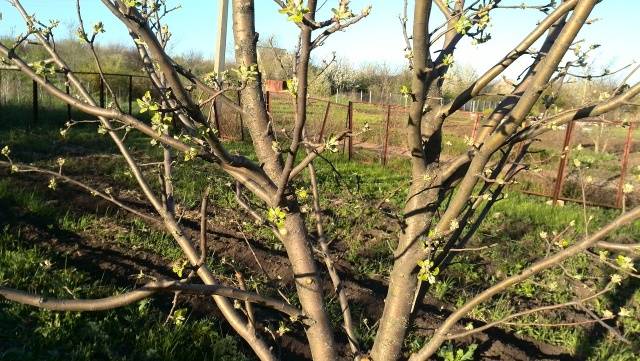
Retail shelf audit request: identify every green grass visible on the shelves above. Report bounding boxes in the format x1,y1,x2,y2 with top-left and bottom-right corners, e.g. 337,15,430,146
0,183,251,361
1,108,639,360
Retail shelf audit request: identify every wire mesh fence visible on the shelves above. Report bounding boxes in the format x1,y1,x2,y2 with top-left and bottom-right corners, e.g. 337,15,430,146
0,68,148,127
1,66,637,209
252,91,639,209
513,118,639,209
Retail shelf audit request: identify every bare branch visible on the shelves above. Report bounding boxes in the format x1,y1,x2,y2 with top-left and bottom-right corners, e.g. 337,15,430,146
444,284,616,340
0,280,304,317
1,160,157,224
308,163,359,354
596,242,640,254
411,202,640,360
199,186,211,266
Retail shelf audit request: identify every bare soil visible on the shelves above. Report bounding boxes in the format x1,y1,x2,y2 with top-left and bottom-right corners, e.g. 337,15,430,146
1,170,584,361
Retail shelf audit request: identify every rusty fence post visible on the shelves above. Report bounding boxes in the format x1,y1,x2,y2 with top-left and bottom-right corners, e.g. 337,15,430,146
552,120,575,205
347,101,353,160
615,121,634,208
471,112,481,141
382,104,392,165
128,75,133,115
265,90,271,113
66,83,71,122
99,75,105,108
317,100,331,142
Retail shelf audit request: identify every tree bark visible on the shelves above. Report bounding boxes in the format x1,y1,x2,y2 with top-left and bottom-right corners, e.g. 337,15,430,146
232,0,283,180
370,2,433,359
281,211,339,361
232,2,338,360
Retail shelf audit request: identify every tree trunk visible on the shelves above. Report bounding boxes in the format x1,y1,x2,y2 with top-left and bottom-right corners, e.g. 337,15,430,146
282,211,338,361
371,183,434,361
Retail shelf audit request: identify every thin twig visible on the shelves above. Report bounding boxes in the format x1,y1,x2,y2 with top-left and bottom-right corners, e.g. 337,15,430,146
199,186,211,265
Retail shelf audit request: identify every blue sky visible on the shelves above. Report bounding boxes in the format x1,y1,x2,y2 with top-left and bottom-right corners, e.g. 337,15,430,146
1,0,638,78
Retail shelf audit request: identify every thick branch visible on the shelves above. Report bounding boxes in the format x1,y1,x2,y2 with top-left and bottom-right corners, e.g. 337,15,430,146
425,0,578,139
0,280,303,317
426,0,597,243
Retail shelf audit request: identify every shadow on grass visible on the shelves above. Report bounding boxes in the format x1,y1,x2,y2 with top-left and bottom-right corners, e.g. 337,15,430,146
0,176,254,361
575,276,640,360
0,104,154,165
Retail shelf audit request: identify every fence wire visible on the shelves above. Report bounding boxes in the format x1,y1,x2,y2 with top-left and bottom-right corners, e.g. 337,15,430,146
1,67,637,209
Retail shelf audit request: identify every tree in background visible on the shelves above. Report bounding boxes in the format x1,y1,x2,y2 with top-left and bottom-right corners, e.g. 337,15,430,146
325,57,359,95
441,63,478,101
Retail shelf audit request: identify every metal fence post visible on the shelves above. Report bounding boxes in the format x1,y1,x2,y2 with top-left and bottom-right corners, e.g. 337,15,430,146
99,75,105,108
347,101,353,160
128,75,133,115
265,90,271,113
471,112,481,141
615,121,634,208
317,101,331,142
552,120,575,205
66,83,71,122
382,104,392,165
32,79,38,125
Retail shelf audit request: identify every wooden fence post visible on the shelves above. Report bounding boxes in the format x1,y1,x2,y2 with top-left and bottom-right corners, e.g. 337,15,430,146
552,120,575,205
615,121,634,208
382,104,391,165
